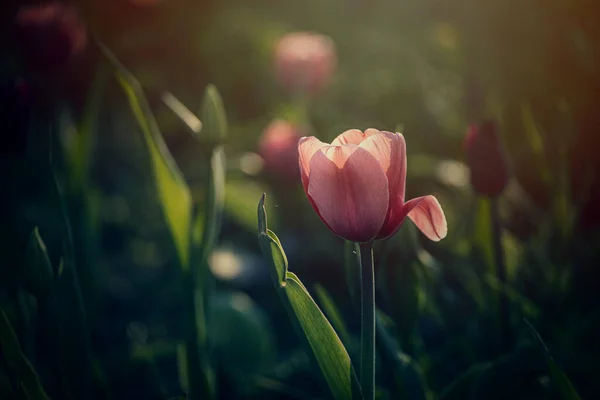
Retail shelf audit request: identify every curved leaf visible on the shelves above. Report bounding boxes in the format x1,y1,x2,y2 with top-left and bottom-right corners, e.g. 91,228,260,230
257,194,362,400
109,49,192,269
0,309,50,400
285,272,361,400
24,227,54,298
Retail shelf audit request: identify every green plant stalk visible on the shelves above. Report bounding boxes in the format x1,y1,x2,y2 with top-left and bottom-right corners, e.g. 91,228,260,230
182,267,214,400
183,145,225,400
490,198,510,349
358,242,375,400
50,121,97,400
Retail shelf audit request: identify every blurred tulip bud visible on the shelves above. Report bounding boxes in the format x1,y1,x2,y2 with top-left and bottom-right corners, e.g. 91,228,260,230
200,84,228,143
464,120,510,197
0,78,31,156
259,119,302,179
273,32,336,95
15,2,87,75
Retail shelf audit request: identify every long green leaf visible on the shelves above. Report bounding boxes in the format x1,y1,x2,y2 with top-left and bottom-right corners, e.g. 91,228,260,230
0,309,51,400
68,68,109,188
438,362,491,400
314,284,352,346
200,85,228,142
375,312,429,400
525,320,581,400
114,67,192,269
257,194,361,400
285,273,361,400
161,92,203,135
24,227,54,299
469,346,545,400
199,146,226,261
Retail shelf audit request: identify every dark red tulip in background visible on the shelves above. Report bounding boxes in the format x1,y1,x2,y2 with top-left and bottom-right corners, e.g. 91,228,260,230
464,120,510,197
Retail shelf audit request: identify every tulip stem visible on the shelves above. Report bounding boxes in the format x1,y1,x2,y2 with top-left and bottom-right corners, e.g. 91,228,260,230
358,241,376,400
490,198,511,349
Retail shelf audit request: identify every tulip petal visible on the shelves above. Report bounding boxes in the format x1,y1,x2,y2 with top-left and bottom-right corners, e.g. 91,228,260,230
331,129,365,145
404,195,447,241
298,136,328,191
360,132,407,239
363,128,383,138
308,145,389,242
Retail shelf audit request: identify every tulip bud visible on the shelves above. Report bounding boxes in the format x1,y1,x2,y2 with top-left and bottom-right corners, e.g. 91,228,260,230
258,119,302,179
15,3,87,75
0,78,32,156
273,32,336,95
464,120,510,197
200,84,228,143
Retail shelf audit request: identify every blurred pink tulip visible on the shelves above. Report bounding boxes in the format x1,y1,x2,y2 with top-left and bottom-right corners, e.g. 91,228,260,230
259,119,302,179
299,129,447,243
464,120,510,197
15,2,87,74
273,32,336,95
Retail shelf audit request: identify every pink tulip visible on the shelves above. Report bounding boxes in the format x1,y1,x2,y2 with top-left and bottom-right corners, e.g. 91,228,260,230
299,129,447,243
259,119,302,179
273,32,336,95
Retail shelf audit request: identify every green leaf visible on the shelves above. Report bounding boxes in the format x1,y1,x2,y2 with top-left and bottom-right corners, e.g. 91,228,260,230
227,181,276,233
198,146,226,260
161,91,203,135
209,292,275,373
258,230,288,286
0,358,16,399
314,284,352,346
473,197,494,274
525,320,581,400
67,68,108,188
257,194,361,400
257,193,268,235
469,346,545,400
376,312,429,400
200,85,228,142
114,64,192,269
0,309,51,400
24,227,54,298
438,362,492,400
285,272,361,400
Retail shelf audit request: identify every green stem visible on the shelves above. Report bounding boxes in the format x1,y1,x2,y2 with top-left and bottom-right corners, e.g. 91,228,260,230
49,115,97,399
182,268,213,400
358,241,375,400
490,197,511,349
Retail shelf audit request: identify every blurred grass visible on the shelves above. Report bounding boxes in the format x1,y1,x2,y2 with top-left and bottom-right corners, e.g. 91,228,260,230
2,0,600,398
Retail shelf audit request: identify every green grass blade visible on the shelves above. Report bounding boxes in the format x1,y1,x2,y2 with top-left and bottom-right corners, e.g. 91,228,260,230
314,284,352,346
525,320,582,400
101,42,192,270
0,309,51,400
24,227,54,299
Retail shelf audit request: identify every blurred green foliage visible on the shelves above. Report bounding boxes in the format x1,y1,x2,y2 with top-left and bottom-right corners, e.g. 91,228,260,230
1,0,599,399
